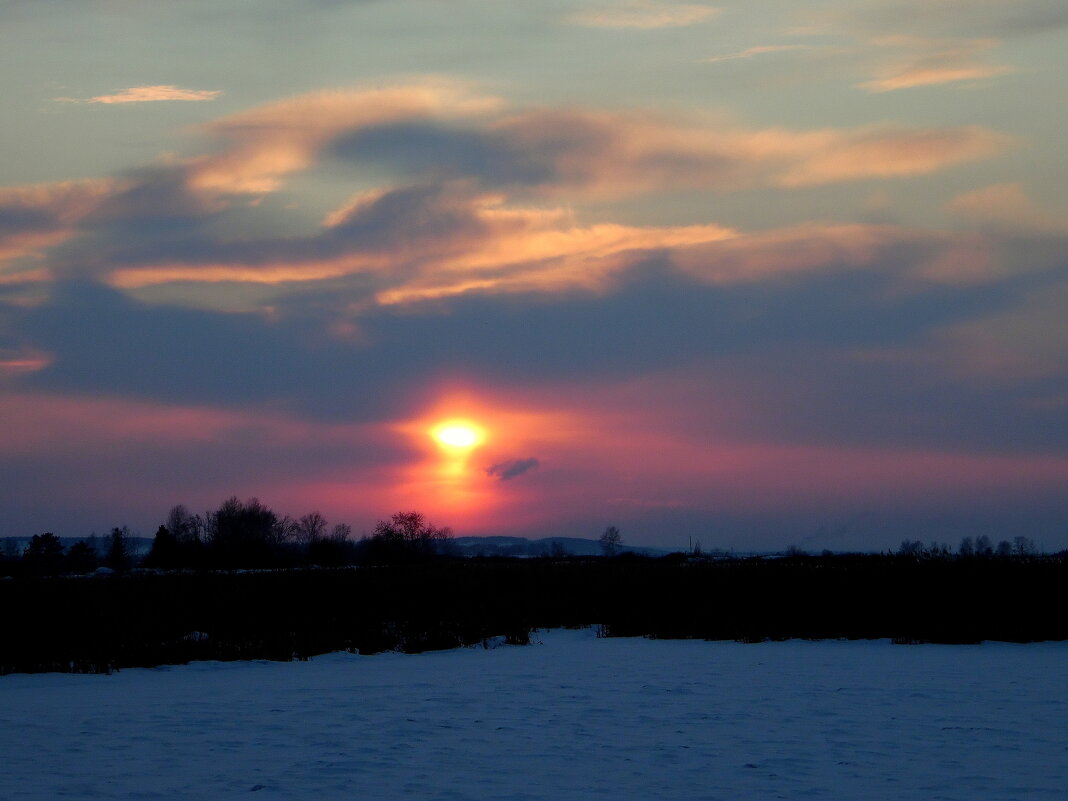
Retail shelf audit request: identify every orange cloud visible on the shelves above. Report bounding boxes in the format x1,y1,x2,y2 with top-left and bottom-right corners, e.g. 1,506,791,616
180,84,1008,200
106,192,981,311
768,125,1009,186
107,189,735,298
7,86,1012,314
375,201,737,305
107,256,385,289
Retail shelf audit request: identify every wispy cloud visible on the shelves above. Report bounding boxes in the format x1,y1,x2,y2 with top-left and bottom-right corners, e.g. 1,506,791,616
56,85,222,104
3,85,1010,309
948,183,1068,234
567,1,718,29
859,37,1013,92
0,350,52,376
703,45,816,63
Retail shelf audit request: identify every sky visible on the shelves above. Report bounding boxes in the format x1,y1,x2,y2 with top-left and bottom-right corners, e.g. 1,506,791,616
2,0,1067,551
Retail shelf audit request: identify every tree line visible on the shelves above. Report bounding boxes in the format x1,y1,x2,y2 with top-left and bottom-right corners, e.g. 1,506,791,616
0,498,455,577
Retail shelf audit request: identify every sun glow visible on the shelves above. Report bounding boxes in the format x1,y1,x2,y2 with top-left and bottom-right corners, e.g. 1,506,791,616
431,420,485,451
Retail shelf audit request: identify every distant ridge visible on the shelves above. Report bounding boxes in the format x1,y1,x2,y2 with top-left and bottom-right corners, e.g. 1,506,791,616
450,535,669,558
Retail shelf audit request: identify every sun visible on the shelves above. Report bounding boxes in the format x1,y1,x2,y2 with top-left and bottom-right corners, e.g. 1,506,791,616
431,420,486,450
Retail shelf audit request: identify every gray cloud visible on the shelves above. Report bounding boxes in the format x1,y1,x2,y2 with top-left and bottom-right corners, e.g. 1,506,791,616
846,0,1068,38
332,123,559,188
486,457,540,481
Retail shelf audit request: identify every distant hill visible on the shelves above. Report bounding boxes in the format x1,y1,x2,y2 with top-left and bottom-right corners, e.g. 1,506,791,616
450,535,670,558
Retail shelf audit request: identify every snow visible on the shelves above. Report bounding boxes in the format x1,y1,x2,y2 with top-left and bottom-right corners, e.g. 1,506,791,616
2,629,1065,800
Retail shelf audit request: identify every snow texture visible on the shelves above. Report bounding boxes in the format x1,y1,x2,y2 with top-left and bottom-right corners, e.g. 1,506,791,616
2,629,1065,800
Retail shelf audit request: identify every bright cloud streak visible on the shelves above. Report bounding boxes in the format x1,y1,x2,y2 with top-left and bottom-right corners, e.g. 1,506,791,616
703,45,816,63
56,85,222,104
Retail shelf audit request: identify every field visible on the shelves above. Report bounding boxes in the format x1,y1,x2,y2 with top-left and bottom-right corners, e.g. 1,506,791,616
2,629,1065,800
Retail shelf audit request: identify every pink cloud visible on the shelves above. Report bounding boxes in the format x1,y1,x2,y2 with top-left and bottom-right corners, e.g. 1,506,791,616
56,85,222,104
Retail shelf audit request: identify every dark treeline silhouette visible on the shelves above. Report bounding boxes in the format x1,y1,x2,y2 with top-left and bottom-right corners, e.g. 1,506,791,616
2,546,1066,674
3,498,1050,578
137,501,450,570
0,499,458,579
7,528,133,578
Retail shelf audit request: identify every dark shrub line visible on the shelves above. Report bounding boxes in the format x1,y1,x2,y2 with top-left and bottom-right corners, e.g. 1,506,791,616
1,554,1065,674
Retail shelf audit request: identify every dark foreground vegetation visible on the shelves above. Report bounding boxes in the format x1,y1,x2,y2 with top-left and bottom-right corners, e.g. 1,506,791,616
2,552,1065,674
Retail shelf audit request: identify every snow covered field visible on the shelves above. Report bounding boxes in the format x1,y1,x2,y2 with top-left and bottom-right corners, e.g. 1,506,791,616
2,629,1065,800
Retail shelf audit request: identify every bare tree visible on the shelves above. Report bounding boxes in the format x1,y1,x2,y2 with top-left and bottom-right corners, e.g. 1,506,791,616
1013,536,1036,556
599,526,622,557
294,511,328,546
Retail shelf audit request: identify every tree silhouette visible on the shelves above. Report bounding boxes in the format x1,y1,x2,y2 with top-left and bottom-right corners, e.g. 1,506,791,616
65,540,99,574
106,527,131,572
359,511,452,564
208,496,281,568
307,524,354,567
23,533,65,575
295,512,328,547
144,525,179,569
599,526,622,557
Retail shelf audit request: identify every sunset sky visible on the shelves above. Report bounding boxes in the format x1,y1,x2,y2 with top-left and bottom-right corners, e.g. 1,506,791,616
2,0,1067,550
